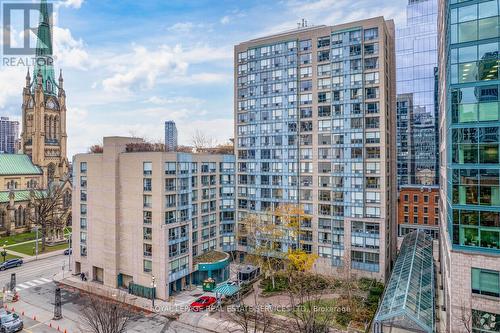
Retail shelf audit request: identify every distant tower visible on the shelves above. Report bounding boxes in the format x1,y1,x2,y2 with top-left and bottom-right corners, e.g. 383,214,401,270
20,0,69,185
164,121,178,151
0,117,20,153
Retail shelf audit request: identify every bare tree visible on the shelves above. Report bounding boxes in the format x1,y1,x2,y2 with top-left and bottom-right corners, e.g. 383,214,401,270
285,272,333,333
28,182,70,252
456,303,473,333
79,289,134,333
191,129,216,151
227,284,277,333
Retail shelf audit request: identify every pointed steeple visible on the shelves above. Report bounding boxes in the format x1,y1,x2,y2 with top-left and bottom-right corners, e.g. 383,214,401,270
33,0,56,95
25,68,31,88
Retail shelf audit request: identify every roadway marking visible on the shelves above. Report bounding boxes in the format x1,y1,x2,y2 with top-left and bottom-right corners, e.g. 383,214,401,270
17,284,29,289
41,278,52,283
32,279,45,285
25,282,37,287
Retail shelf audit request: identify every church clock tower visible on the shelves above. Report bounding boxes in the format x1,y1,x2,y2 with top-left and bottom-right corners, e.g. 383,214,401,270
21,0,68,186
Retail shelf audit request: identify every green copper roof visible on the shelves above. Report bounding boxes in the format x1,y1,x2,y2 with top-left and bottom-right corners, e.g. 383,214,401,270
0,190,45,203
0,154,42,175
0,190,31,203
33,0,57,96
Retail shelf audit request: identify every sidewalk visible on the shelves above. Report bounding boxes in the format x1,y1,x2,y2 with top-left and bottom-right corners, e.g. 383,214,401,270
54,272,242,333
3,298,77,333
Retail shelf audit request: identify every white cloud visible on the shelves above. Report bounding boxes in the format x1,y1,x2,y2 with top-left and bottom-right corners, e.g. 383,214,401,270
101,43,231,93
167,22,205,34
53,27,91,70
220,16,231,25
101,45,188,92
58,0,85,9
0,67,25,108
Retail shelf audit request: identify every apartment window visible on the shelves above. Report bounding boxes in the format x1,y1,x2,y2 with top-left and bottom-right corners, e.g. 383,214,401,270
80,217,87,230
80,176,87,188
143,243,152,257
143,162,152,176
143,195,152,208
143,211,152,224
364,28,378,40
80,204,87,215
165,162,176,175
404,194,409,202
414,195,419,203
143,178,152,192
472,268,500,297
80,190,87,202
299,39,312,51
364,43,378,55
143,227,152,241
317,36,330,48
143,259,152,273
80,162,87,174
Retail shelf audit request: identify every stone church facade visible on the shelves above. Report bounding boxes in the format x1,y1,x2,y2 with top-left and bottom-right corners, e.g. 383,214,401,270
0,0,71,237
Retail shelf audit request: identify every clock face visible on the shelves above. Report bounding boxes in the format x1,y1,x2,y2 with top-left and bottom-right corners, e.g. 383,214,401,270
47,100,55,109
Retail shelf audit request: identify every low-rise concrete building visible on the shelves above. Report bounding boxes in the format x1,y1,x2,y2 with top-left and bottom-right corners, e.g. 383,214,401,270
72,137,235,300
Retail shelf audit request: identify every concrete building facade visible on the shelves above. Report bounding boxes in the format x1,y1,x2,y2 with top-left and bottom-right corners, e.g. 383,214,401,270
72,137,235,300
0,117,19,154
234,17,397,281
438,0,500,331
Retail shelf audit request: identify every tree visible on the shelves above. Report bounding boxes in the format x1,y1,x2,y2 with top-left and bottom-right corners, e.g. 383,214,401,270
242,211,285,290
227,284,277,333
79,288,134,333
191,129,216,151
285,272,334,333
28,182,70,252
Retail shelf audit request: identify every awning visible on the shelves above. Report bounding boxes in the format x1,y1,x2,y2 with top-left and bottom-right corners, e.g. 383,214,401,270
213,283,240,297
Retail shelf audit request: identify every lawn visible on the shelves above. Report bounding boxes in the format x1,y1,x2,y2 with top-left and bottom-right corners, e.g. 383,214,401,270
1,253,21,261
0,231,37,246
7,241,69,256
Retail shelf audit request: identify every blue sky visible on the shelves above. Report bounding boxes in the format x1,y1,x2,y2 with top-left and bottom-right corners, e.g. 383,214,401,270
0,0,407,157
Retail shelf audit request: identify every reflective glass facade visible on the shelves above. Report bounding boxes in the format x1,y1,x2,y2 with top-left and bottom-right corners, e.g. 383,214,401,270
447,0,500,253
396,0,439,186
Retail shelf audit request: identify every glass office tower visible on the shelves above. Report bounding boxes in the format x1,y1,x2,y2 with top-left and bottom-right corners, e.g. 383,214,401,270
234,17,397,281
439,0,500,331
396,0,439,187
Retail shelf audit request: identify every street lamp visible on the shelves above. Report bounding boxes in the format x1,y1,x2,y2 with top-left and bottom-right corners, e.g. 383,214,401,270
67,233,72,272
150,275,156,308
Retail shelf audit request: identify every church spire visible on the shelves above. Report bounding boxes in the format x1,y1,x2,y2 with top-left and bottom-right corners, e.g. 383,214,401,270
33,0,56,95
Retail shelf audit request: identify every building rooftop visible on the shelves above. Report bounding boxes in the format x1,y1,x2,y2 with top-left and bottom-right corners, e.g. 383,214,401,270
0,154,42,176
193,250,229,265
374,230,435,333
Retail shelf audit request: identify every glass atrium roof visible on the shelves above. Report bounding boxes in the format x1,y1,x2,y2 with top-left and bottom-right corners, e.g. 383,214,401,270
374,230,435,333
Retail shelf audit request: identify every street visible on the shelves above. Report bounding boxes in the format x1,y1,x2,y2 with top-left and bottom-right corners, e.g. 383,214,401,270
0,255,213,333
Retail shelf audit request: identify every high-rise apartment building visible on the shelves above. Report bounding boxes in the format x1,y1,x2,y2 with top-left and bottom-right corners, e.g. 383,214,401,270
396,0,439,187
72,137,235,300
234,17,397,281
438,0,500,331
164,121,178,151
0,117,19,154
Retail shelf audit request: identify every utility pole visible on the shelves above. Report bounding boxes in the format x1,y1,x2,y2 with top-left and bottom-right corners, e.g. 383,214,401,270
68,233,72,272
35,226,39,260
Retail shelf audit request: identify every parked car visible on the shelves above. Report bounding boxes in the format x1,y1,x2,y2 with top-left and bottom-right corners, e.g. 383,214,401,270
0,309,9,321
63,248,72,255
190,296,217,311
0,259,22,271
0,313,23,333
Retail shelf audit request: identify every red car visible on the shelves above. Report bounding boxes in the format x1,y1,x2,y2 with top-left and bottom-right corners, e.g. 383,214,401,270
190,296,217,311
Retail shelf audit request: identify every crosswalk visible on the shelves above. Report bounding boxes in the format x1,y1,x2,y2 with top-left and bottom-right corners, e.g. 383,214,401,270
15,277,52,291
